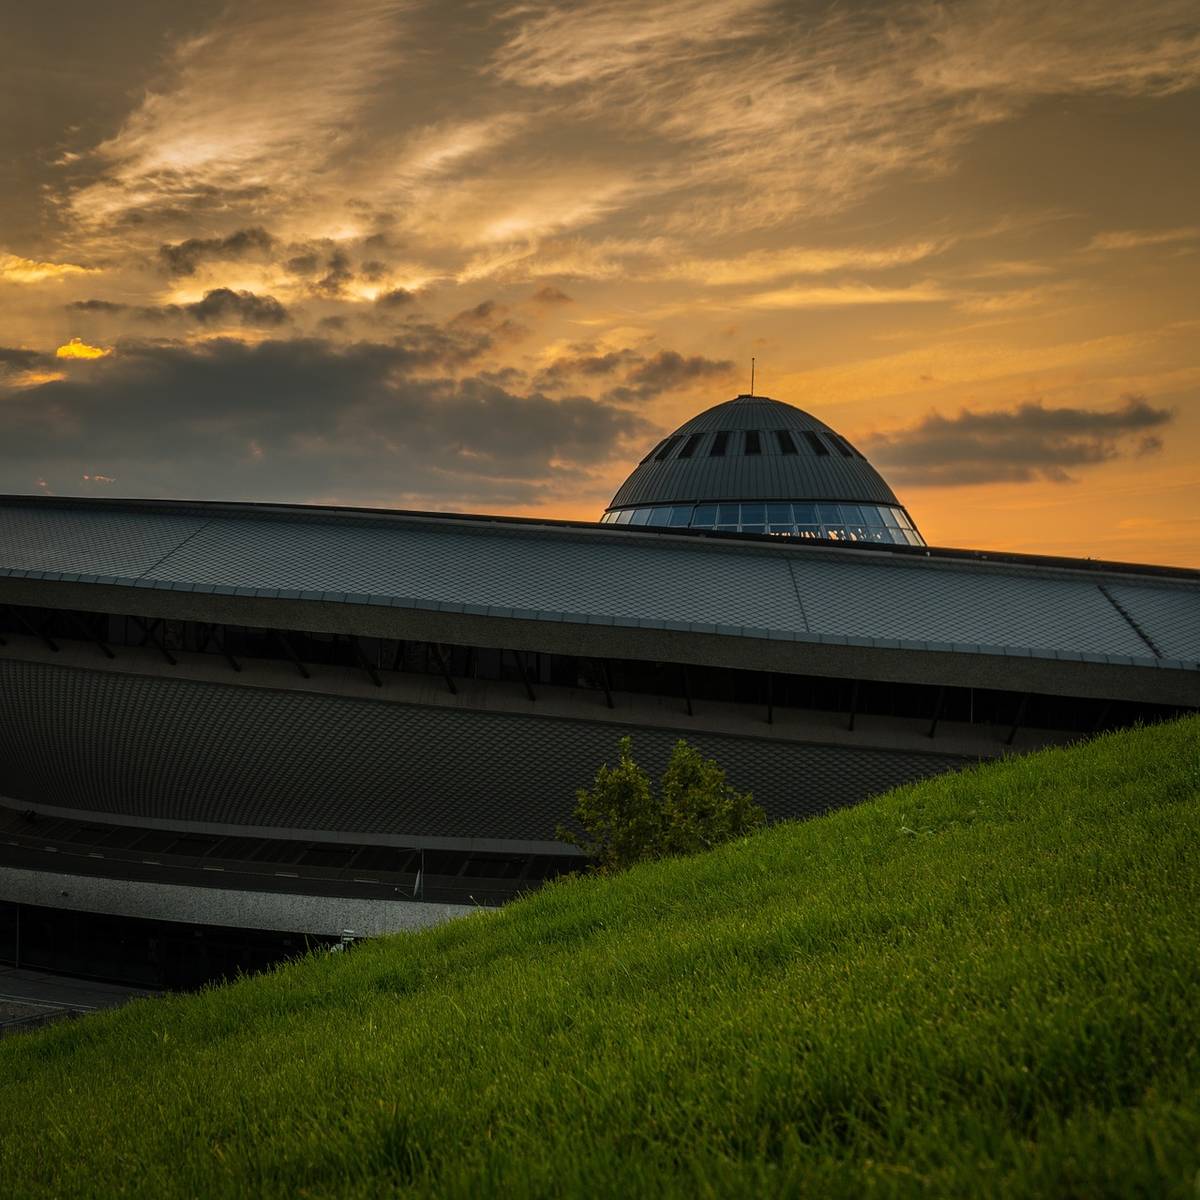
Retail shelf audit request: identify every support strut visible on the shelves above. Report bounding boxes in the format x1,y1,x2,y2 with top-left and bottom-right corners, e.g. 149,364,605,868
273,630,310,679
508,649,536,702
132,616,176,665
1006,693,1030,746
430,643,457,695
927,686,946,738
347,636,382,687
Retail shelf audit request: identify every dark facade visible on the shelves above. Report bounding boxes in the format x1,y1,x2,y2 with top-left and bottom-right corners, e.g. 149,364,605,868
0,393,1197,934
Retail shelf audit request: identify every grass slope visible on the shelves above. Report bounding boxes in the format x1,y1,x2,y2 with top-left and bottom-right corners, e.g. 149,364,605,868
2,718,1198,1199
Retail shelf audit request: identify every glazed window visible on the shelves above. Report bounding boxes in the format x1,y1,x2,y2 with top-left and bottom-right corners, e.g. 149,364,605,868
803,431,828,456
654,436,682,462
775,430,798,455
744,430,762,455
677,433,704,459
710,432,730,457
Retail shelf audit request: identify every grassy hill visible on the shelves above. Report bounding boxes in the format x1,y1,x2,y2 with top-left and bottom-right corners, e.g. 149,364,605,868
2,717,1198,1199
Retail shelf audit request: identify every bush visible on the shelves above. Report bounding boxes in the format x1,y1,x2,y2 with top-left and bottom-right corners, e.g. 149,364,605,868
558,736,765,871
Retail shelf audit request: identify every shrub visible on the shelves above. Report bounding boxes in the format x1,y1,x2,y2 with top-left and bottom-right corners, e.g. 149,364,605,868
558,736,765,871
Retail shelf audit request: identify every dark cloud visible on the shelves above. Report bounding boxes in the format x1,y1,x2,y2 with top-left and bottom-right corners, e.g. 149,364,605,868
66,291,287,327
67,299,128,313
180,288,289,327
314,248,353,297
0,347,48,372
447,300,529,346
0,334,648,508
375,287,414,309
360,260,389,282
535,349,639,390
531,285,573,304
864,397,1173,486
285,253,321,275
454,300,499,323
159,227,275,276
535,346,734,401
624,350,735,392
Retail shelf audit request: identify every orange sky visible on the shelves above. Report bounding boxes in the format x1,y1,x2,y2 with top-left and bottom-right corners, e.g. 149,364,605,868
1,0,1198,566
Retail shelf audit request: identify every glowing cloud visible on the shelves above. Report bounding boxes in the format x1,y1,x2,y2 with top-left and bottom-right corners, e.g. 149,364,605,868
0,253,96,283
56,338,111,360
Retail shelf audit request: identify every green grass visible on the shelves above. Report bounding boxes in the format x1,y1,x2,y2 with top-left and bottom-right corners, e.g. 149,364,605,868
2,717,1198,1199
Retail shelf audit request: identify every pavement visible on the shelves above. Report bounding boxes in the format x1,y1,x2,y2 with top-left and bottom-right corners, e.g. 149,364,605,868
0,963,156,1038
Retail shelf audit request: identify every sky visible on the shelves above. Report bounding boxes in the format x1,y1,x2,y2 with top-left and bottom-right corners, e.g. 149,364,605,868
2,0,1198,566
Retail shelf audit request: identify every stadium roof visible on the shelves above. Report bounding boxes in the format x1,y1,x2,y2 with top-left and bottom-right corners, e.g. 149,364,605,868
0,495,1197,705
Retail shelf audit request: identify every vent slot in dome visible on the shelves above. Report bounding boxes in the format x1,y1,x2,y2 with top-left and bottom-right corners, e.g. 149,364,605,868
775,430,798,455
744,430,762,455
803,431,829,456
654,436,682,462
709,432,730,457
678,433,703,459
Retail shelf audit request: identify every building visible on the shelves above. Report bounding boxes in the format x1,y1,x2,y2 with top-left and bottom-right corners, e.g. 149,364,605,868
1,393,1197,978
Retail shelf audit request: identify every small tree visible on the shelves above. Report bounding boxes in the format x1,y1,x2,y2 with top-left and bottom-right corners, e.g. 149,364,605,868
558,736,765,871
659,738,765,857
556,736,659,872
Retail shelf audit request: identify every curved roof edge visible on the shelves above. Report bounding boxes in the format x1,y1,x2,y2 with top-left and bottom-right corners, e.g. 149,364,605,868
1,491,1198,583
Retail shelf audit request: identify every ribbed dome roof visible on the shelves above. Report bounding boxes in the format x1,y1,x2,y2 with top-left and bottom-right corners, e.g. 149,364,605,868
607,394,902,511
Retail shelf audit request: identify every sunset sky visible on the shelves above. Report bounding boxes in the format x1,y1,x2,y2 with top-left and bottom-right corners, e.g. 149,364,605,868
2,0,1198,565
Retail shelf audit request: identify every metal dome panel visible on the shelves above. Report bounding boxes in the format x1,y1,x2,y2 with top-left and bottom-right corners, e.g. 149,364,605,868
606,394,903,511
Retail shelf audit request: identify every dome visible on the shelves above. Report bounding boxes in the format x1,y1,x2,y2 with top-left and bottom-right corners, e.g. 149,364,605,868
601,394,924,545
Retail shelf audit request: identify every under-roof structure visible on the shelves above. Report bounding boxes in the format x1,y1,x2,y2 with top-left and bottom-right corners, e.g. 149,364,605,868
0,392,1197,951
603,393,924,544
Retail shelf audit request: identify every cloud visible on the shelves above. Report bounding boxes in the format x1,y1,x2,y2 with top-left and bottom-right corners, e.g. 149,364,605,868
1087,226,1200,252
180,288,289,326
314,248,354,297
864,396,1173,486
666,241,954,286
375,287,415,308
66,1,410,233
534,346,734,400
492,0,772,89
285,252,322,275
159,227,276,275
0,347,48,372
624,349,735,392
67,299,129,313
0,335,649,508
0,253,96,284
55,338,111,360
744,282,951,309
70,290,289,327
531,285,573,304
494,0,1200,235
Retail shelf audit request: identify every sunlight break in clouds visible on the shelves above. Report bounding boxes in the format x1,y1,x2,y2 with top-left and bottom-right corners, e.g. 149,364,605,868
0,253,96,283
55,338,111,360
744,282,950,310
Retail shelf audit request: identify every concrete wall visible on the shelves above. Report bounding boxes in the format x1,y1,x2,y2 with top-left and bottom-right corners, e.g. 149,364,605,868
0,866,477,936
